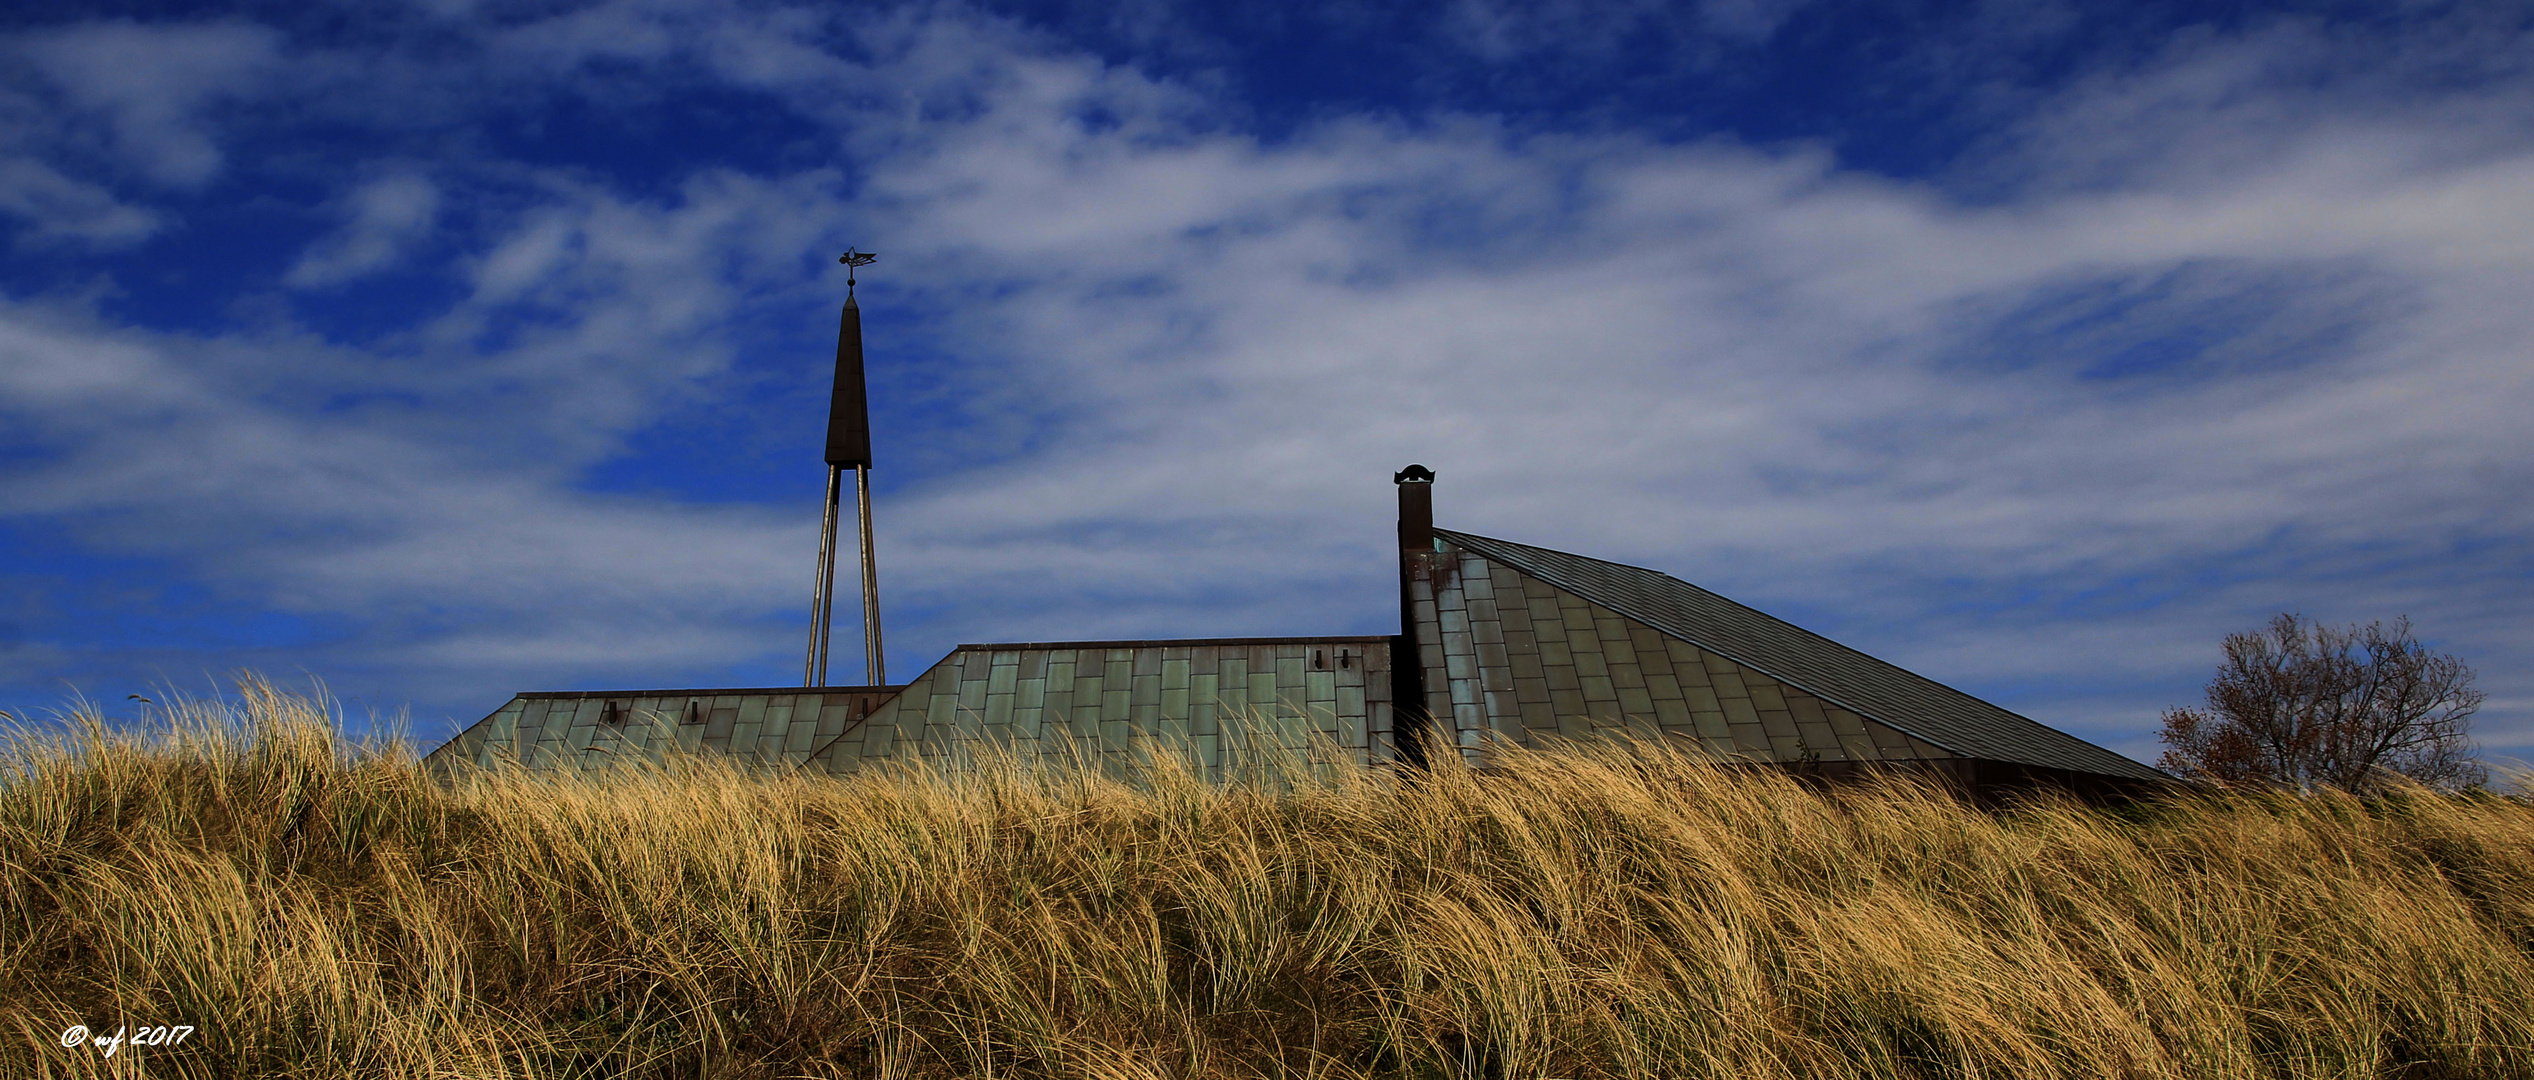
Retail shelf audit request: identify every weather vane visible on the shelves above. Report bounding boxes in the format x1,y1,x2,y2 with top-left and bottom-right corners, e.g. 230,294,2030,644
840,248,878,297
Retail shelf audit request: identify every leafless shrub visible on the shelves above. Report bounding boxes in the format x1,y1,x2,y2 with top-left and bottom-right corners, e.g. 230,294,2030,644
2159,613,2486,792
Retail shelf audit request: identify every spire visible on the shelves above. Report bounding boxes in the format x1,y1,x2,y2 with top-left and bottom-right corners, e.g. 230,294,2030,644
808,249,887,688
825,250,878,469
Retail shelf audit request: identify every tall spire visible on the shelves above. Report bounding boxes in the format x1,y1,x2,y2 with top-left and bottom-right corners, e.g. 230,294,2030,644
824,249,878,469
807,249,886,688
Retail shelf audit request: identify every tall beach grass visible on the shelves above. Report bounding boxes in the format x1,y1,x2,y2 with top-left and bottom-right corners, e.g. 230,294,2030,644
4,680,2532,1078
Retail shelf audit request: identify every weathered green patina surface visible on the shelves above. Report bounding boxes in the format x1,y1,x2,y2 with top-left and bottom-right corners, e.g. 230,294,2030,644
424,637,1395,779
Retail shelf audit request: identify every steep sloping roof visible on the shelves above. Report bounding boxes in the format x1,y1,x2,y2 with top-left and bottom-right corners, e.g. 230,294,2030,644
1437,529,2167,783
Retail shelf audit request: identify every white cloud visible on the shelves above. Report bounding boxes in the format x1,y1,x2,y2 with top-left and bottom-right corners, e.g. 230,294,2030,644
285,172,442,288
0,157,160,248
16,20,283,186
0,296,810,672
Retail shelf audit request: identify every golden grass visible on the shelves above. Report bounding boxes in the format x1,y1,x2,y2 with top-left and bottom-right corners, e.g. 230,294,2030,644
4,680,2533,1079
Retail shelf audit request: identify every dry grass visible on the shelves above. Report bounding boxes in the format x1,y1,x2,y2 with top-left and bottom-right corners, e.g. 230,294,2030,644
5,680,2533,1079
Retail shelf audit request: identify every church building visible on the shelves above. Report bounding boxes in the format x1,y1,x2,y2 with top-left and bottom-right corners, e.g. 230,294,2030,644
425,468,2169,798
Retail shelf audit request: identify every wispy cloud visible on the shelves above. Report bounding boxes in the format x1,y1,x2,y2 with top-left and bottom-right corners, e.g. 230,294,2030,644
15,20,284,186
285,172,442,288
0,157,160,248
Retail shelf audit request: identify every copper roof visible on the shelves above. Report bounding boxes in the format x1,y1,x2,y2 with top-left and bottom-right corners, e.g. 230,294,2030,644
1436,529,2167,783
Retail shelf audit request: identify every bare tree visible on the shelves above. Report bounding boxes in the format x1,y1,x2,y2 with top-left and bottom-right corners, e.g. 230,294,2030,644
2158,613,2486,792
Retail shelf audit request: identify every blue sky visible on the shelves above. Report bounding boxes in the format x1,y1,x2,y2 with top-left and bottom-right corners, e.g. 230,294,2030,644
2,0,2529,767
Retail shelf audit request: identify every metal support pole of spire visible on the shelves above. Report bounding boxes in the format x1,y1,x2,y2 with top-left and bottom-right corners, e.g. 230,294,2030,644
856,463,884,685
804,463,843,686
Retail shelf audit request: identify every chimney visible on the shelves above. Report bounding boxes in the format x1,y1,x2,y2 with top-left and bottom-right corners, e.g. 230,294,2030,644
1390,464,1438,770
1395,463,1435,552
